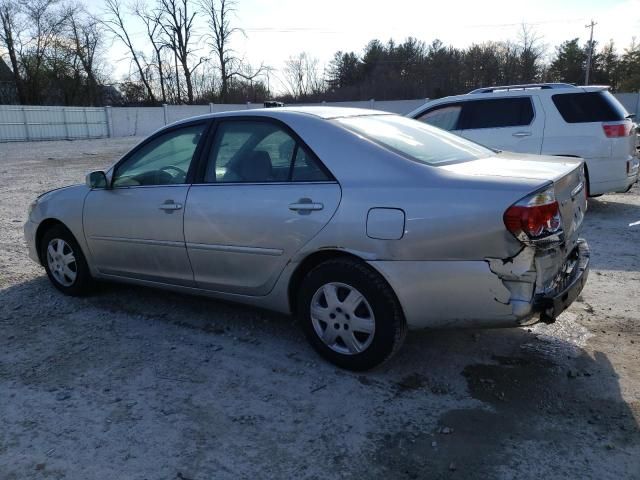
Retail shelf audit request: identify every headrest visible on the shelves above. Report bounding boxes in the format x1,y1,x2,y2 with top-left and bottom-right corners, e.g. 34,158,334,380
240,151,272,182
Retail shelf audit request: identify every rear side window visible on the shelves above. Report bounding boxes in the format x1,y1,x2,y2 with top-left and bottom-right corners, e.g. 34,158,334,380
552,91,628,123
204,121,331,183
416,104,462,131
460,97,534,129
291,147,329,181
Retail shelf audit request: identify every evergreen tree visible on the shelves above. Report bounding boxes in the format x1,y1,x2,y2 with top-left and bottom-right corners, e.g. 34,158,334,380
548,38,587,84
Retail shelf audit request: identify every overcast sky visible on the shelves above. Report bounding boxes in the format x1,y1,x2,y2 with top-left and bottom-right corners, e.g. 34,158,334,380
83,0,640,90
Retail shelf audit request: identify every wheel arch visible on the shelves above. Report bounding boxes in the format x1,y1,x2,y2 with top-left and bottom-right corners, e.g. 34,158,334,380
287,249,401,317
582,162,593,197
35,218,72,265
551,154,591,196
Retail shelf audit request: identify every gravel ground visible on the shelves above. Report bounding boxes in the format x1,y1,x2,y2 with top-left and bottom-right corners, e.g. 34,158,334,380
0,138,639,480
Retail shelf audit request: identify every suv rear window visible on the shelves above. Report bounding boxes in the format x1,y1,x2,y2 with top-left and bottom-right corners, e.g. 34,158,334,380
552,91,628,123
460,97,534,129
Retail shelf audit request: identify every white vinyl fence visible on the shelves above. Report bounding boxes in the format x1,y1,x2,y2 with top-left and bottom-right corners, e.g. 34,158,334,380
0,99,428,142
108,103,259,138
107,99,429,137
0,105,108,142
1,94,639,143
613,93,640,120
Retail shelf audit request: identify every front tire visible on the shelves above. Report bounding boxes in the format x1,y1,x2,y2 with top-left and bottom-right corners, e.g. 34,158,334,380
297,258,406,370
41,225,93,296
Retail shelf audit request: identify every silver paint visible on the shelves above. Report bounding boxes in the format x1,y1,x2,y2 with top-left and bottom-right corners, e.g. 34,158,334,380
24,107,587,330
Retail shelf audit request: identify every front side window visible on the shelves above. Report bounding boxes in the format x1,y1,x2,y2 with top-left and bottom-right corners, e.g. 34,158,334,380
336,115,493,165
113,124,205,187
416,104,462,131
204,121,330,183
460,97,534,129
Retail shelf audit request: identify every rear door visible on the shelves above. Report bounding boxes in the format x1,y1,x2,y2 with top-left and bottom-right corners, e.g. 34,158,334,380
184,118,341,295
457,96,544,153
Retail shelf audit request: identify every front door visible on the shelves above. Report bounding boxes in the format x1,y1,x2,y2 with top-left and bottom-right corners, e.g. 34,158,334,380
83,122,208,285
184,119,341,295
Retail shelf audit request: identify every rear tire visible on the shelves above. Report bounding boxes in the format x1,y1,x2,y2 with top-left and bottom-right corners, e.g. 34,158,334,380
297,258,406,371
41,225,93,296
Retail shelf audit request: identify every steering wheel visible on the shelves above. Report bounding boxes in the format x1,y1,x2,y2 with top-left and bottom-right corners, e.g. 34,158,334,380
159,165,187,181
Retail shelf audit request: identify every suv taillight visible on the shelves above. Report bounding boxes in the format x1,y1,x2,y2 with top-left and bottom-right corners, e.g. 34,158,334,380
504,185,563,242
602,122,632,138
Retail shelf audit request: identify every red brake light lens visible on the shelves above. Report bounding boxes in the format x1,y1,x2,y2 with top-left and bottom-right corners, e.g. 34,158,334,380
504,186,563,241
602,122,632,138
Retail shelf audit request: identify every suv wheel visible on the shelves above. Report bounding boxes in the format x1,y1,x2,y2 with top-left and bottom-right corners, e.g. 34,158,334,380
297,258,406,370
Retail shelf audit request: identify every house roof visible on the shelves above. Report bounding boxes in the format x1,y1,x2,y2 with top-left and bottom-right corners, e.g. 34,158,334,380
0,58,15,82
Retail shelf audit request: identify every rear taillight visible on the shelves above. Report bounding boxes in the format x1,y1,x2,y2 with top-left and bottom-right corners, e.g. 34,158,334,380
602,122,632,138
504,185,563,242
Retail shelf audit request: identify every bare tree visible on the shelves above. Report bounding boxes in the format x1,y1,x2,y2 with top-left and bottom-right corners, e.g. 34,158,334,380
0,0,25,102
157,0,203,104
133,1,167,103
19,0,71,103
200,0,263,102
69,9,101,105
102,0,156,103
284,53,305,99
283,52,323,100
190,58,218,100
518,23,544,83
1,0,107,105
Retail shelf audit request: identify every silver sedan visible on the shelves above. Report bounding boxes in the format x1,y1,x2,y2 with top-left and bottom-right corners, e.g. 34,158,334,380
24,107,590,370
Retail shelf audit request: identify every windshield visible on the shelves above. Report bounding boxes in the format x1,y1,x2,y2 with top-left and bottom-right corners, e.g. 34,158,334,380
335,115,493,165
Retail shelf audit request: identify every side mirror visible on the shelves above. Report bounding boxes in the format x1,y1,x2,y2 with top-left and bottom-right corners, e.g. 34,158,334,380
86,171,108,189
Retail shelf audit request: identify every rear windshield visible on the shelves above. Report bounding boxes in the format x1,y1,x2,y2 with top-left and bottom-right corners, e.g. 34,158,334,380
552,91,628,123
335,115,493,165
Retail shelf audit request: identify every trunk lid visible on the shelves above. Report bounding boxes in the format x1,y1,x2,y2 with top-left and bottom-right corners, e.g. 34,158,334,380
440,152,586,242
439,151,582,182
552,161,586,242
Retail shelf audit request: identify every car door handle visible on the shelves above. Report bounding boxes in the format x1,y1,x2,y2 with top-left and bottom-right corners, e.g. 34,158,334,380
512,131,532,137
159,200,183,211
289,199,324,212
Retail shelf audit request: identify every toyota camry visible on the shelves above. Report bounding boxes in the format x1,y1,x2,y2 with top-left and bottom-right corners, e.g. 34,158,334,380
25,107,590,370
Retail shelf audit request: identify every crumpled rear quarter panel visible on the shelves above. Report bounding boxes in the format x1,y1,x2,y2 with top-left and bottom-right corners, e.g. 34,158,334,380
369,259,522,329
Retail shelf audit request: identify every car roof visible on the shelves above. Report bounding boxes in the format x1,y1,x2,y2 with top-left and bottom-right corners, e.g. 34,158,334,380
408,84,611,116
170,106,392,128
262,106,392,119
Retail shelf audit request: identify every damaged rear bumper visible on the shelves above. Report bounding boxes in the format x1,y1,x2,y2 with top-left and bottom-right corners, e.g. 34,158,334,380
369,240,590,330
532,239,590,322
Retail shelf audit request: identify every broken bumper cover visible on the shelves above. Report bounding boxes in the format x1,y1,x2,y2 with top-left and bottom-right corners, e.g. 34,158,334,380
369,259,538,330
533,240,590,322
369,240,590,330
